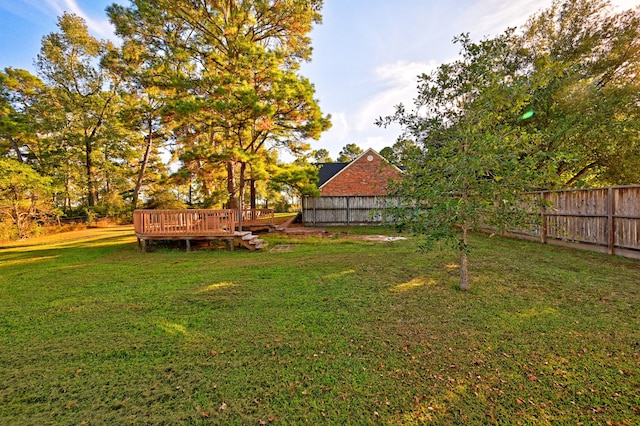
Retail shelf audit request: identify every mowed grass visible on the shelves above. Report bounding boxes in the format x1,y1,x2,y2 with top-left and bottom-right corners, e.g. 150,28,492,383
0,227,638,425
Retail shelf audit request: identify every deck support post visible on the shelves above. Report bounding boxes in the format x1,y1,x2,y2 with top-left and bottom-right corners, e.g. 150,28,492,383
186,239,191,253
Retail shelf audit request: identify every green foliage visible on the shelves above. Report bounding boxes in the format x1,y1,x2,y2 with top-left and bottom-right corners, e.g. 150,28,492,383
36,13,135,210
311,148,332,163
518,0,640,186
269,163,320,198
107,0,331,208
379,30,548,290
337,143,363,162
0,158,57,239
143,188,188,210
379,139,420,168
378,0,640,289
0,229,638,423
0,68,47,164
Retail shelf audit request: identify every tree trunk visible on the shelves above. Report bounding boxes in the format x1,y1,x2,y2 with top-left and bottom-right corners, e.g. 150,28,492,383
250,179,257,210
132,119,153,210
564,160,599,188
226,160,237,209
85,138,96,207
459,227,470,291
10,138,25,163
238,161,247,210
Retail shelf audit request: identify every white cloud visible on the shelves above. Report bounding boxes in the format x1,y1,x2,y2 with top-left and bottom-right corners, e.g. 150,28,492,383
1,0,117,39
322,111,350,143
43,0,116,38
354,60,437,133
461,0,550,37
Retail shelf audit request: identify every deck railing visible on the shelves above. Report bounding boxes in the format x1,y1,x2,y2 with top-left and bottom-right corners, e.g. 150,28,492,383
134,209,236,237
237,208,275,226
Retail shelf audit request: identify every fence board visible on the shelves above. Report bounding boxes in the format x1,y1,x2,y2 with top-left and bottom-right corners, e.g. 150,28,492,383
530,186,640,259
302,196,393,226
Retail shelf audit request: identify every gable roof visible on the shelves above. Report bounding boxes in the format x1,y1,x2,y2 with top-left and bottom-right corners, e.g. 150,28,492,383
318,148,402,189
316,162,348,187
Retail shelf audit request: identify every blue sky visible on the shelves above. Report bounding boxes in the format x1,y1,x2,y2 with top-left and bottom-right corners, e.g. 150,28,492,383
1,0,638,160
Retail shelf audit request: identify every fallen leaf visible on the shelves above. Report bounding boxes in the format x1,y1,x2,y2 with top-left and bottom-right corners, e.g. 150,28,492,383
516,398,524,405
219,402,227,411
210,350,218,356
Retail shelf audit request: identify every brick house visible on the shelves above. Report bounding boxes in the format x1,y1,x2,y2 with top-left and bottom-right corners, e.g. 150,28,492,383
317,148,402,196
302,148,402,226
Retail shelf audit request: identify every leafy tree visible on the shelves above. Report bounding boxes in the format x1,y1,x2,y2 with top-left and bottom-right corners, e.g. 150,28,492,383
36,13,124,208
337,143,363,162
378,0,640,290
0,158,57,239
379,139,420,167
520,0,640,187
311,148,332,163
0,69,47,164
102,45,174,210
378,31,547,291
108,0,331,209
269,162,320,199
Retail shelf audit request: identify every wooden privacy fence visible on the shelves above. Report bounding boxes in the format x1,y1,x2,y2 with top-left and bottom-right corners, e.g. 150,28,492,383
302,196,395,226
302,187,639,259
511,186,640,260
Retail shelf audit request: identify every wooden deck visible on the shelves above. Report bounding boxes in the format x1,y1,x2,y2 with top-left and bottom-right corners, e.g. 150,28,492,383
133,209,273,251
236,209,276,230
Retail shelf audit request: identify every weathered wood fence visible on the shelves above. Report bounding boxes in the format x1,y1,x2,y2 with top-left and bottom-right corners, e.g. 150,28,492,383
510,186,640,260
302,196,394,226
302,187,640,260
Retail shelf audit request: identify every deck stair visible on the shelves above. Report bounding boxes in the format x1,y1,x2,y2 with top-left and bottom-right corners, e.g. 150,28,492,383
234,231,266,251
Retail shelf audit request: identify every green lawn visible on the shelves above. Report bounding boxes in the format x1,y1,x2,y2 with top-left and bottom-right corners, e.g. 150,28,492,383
0,227,638,424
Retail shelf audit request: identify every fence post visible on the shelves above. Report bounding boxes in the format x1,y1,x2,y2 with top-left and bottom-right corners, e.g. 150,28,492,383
346,197,350,226
540,191,547,244
607,187,615,256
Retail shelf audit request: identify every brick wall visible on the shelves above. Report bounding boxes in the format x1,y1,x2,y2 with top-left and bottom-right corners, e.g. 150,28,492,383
320,152,402,196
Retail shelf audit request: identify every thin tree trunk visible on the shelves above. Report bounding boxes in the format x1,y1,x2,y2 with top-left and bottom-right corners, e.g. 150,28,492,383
132,118,153,210
86,137,96,207
459,226,470,291
10,138,25,163
238,161,247,210
564,160,599,188
250,179,257,210
226,160,237,209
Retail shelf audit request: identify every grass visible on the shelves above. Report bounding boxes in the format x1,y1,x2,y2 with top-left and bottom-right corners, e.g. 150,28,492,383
0,226,638,425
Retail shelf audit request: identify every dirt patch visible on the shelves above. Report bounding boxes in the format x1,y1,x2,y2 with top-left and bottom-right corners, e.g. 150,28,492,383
270,244,295,252
355,235,407,242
